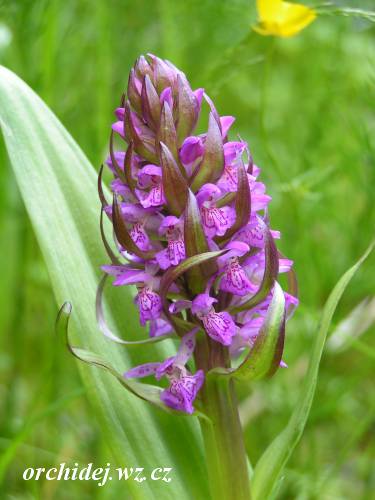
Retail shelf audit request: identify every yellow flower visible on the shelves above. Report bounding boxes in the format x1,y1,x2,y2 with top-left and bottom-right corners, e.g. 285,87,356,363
254,0,316,37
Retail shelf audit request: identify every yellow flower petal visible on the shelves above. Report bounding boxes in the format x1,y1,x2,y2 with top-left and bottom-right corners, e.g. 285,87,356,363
275,2,316,36
257,0,283,22
255,0,316,37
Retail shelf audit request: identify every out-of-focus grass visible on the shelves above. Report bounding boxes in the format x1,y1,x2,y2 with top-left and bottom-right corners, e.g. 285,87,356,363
0,1,374,498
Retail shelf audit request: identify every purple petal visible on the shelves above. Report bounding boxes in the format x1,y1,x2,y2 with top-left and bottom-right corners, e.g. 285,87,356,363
115,107,125,120
111,179,131,198
155,249,172,270
124,362,160,379
106,151,125,173
130,223,151,251
102,266,149,286
201,205,236,238
169,300,192,314
235,217,267,249
196,183,221,205
175,329,199,365
160,86,173,108
167,238,185,265
155,357,175,380
217,241,249,268
180,136,204,164
136,185,166,208
224,141,246,166
191,293,217,315
136,287,162,325
119,203,150,223
202,311,236,346
279,258,293,273
137,164,162,187
220,260,255,297
112,121,125,138
240,316,265,341
149,318,173,338
160,370,204,414
252,165,261,177
285,292,299,318
158,215,181,235
156,237,185,269
220,116,235,137
194,88,204,110
251,182,272,211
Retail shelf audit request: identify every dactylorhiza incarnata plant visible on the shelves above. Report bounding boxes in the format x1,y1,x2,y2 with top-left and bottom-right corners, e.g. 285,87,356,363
1,55,372,500
97,54,298,498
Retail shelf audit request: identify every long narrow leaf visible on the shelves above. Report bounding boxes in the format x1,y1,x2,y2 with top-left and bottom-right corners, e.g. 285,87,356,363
251,240,374,500
0,66,209,500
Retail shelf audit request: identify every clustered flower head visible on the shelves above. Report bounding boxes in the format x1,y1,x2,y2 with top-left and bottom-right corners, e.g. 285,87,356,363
100,54,298,414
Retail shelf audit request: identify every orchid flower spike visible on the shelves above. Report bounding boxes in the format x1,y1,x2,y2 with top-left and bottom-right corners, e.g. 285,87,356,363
100,54,298,414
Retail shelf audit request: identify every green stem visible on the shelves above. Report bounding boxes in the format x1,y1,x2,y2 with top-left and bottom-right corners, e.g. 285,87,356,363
196,340,251,500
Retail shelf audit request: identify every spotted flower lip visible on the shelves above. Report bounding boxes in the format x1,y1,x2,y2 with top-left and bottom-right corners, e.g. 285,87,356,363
100,54,298,414
125,330,203,413
196,183,236,238
155,215,186,269
191,293,236,346
217,242,254,297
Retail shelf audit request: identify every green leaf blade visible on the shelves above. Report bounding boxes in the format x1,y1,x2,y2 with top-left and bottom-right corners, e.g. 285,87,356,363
0,65,209,500
251,240,375,500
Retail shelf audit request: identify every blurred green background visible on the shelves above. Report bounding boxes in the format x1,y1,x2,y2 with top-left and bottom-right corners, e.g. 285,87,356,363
0,1,374,498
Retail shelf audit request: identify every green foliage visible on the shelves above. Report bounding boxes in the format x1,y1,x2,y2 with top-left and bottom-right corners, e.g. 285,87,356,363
0,65,208,499
251,240,374,499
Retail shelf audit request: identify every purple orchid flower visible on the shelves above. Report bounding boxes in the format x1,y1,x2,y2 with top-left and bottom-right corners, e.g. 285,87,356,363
191,294,236,346
102,264,162,326
125,330,204,414
217,241,255,296
217,141,248,192
196,184,236,239
235,215,280,248
136,164,166,208
155,216,186,269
